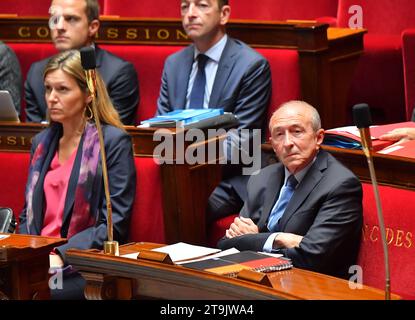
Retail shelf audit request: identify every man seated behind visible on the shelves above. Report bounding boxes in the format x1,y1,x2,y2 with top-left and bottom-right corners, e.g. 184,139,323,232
25,0,139,125
157,0,271,221
218,100,363,279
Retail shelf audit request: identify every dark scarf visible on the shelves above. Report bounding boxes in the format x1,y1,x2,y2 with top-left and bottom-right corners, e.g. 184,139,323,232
25,122,100,238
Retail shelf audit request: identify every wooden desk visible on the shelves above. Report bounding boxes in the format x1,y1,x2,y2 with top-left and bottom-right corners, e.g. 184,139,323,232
262,143,415,191
0,122,223,244
0,17,365,128
321,145,415,190
65,242,399,300
0,233,66,299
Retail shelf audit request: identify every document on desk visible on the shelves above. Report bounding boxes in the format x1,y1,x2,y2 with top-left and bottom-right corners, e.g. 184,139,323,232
174,247,240,265
152,242,221,263
0,234,10,240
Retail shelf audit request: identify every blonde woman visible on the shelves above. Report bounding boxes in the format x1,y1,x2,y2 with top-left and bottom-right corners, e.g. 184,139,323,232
19,50,136,299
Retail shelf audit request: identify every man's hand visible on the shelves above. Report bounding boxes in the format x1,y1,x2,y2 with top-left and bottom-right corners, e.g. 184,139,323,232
379,128,415,143
273,232,303,249
225,216,258,239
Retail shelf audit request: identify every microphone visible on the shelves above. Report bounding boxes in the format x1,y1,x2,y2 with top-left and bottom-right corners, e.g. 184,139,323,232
80,47,119,256
353,103,390,300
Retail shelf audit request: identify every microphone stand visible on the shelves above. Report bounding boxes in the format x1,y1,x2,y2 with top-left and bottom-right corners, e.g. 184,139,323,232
84,69,119,256
359,127,390,300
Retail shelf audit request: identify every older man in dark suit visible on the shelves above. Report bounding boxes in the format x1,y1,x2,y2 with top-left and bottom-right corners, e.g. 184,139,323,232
24,0,139,125
157,0,272,220
219,101,363,279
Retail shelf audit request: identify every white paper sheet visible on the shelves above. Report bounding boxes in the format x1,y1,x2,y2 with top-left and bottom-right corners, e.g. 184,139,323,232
152,242,221,263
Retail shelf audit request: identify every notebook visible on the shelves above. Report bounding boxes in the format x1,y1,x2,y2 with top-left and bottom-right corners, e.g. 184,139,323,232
181,251,293,277
0,90,20,122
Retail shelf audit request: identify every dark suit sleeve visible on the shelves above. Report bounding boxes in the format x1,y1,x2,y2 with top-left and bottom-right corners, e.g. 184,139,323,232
107,62,139,125
232,57,271,130
156,61,171,115
0,44,22,115
281,176,362,274
24,64,45,122
217,168,274,250
55,130,136,262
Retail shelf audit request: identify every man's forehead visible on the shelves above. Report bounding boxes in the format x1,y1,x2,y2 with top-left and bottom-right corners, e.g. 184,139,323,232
273,112,308,125
50,0,86,15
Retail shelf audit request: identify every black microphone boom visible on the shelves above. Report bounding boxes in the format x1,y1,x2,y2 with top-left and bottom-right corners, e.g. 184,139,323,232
352,103,390,300
80,47,118,256
353,103,372,128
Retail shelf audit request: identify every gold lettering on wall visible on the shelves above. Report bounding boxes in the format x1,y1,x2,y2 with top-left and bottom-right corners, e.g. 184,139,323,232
18,27,31,38
363,223,413,249
7,136,17,146
36,27,50,38
405,232,412,248
107,28,119,39
157,29,170,40
370,225,379,242
176,29,188,40
144,28,151,39
395,230,404,247
386,227,394,245
19,136,28,147
126,28,138,40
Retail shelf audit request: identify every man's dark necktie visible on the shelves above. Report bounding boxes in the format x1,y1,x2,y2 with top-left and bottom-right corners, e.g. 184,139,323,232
267,175,298,232
189,54,209,109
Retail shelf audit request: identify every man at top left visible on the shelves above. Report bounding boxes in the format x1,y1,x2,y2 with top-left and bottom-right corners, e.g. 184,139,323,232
24,0,139,125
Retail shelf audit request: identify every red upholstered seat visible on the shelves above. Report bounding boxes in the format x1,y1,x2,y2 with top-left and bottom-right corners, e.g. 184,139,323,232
99,45,182,122
0,152,30,220
359,183,415,299
207,214,237,248
103,0,336,21
0,0,104,16
130,157,165,243
7,43,57,80
103,0,178,18
0,0,52,16
256,49,300,134
0,151,166,243
231,0,337,22
335,0,415,124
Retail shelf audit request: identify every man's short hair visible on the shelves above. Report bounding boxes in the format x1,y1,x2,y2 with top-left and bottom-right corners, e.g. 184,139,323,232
218,0,229,8
270,100,322,133
85,0,100,22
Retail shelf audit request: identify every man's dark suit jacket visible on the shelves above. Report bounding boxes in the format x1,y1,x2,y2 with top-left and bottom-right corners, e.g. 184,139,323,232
218,150,363,279
24,46,139,125
157,37,271,131
157,37,271,200
18,124,136,262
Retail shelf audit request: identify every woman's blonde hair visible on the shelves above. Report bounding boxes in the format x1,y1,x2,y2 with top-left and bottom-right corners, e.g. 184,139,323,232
43,49,124,130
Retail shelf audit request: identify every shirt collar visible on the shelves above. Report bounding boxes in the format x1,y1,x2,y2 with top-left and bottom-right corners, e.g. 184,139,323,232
283,154,318,186
194,34,228,63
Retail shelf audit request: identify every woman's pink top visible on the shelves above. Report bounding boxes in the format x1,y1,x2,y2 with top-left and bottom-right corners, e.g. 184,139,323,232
41,150,77,237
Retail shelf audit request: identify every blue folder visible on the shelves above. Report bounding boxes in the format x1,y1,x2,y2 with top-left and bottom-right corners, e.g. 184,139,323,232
141,109,224,127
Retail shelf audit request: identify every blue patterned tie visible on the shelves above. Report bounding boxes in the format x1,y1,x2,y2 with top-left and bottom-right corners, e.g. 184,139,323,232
267,175,298,232
189,54,209,109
